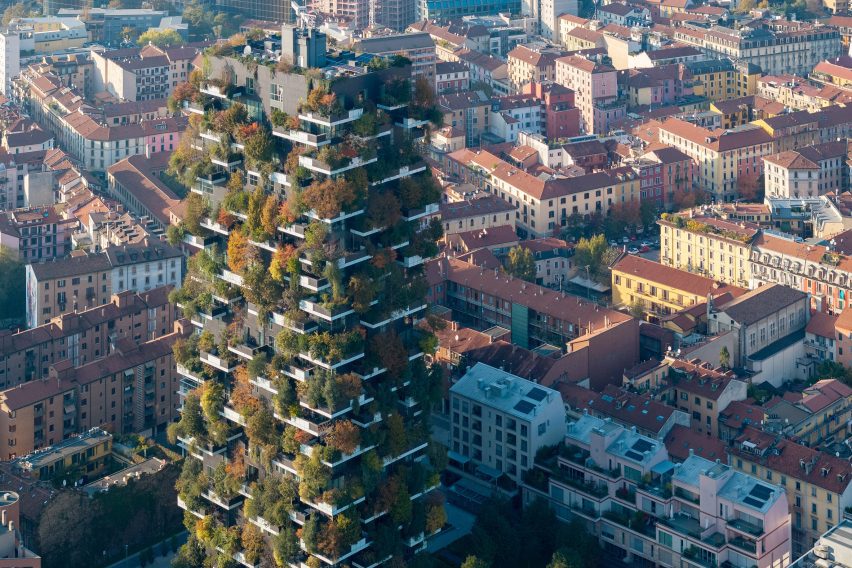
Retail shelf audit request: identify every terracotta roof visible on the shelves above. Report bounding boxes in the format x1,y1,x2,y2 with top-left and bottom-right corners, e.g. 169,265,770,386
799,379,852,414
0,287,172,357
559,14,589,24
730,437,852,494
465,340,557,382
719,399,764,430
805,310,837,339
668,357,740,401
519,237,572,254
612,254,745,298
107,151,180,227
508,45,561,68
660,117,773,151
564,28,605,45
664,424,726,462
429,256,632,332
645,45,701,60
455,224,518,251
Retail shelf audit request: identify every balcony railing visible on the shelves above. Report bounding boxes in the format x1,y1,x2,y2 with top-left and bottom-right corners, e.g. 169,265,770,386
727,517,763,537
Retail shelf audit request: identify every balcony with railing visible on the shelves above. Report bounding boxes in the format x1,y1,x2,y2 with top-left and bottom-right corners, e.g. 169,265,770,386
299,107,363,127
272,128,330,147
727,516,763,537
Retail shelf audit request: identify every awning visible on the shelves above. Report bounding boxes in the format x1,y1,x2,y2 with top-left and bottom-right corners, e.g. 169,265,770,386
475,463,502,480
447,450,470,464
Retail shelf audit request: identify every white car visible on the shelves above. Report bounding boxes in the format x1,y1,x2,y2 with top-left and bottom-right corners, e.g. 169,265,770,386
628,247,640,255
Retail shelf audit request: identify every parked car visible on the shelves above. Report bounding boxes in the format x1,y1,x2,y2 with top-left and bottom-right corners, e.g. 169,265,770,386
622,236,630,243
628,247,640,255
639,245,650,253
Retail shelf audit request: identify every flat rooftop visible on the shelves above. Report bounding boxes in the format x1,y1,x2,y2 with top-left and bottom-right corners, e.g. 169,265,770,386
450,362,561,420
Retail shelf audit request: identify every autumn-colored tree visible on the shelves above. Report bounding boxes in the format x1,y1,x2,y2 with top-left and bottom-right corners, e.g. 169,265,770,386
183,192,207,234
326,420,361,454
335,373,362,400
347,274,377,314
227,230,255,274
301,178,358,220
737,172,764,201
261,194,279,237
168,81,198,112
231,366,261,416
217,208,236,229
213,103,249,134
241,522,265,564
270,244,298,283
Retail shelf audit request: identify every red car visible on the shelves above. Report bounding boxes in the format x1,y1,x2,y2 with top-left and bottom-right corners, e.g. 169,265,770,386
639,245,650,253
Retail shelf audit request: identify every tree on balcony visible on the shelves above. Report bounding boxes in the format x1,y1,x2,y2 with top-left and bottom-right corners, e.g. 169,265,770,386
243,262,283,321
210,461,240,501
176,457,208,513
370,332,408,379
227,229,257,274
366,190,402,230
270,244,298,284
273,525,299,567
383,78,412,106
326,420,361,454
384,414,408,459
295,453,331,502
241,523,265,564
426,492,447,534
348,273,377,314
167,80,199,113
246,474,297,527
167,392,206,444
231,366,261,417
303,87,343,117
399,175,441,212
212,103,249,134
301,178,359,220
242,126,274,170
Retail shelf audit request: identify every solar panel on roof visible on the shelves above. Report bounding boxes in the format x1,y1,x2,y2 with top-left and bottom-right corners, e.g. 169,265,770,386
526,387,547,402
750,485,772,500
514,400,535,414
625,450,645,461
743,496,764,508
632,439,654,453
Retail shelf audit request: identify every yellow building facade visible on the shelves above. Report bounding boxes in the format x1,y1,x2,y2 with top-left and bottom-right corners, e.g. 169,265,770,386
658,212,759,288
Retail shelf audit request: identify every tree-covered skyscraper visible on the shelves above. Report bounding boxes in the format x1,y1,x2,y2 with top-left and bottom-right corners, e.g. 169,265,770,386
166,33,447,568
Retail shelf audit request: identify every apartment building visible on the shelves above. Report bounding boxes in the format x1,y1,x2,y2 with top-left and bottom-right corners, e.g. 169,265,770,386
439,91,492,146
757,75,852,112
106,151,181,231
684,58,739,102
91,44,199,102
24,240,183,328
0,323,187,459
763,141,849,199
435,61,469,94
352,33,437,84
508,45,564,92
440,195,517,236
446,147,642,238
673,20,841,76
0,206,76,262
449,363,566,483
523,81,581,141
0,492,40,567
596,3,649,27
761,379,852,447
559,383,690,440
15,67,187,171
750,232,852,314
611,253,745,319
659,211,760,287
664,356,747,436
0,286,175,388
428,255,634,349
455,49,510,96
707,284,810,387
518,237,574,287
731,434,852,556
555,55,625,135
524,414,792,568
658,118,774,200
11,427,112,480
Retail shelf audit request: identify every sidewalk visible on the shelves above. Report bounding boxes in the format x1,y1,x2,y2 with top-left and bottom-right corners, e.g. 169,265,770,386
106,531,187,568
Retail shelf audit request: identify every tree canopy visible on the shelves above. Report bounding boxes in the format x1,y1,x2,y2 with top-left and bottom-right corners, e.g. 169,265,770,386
505,247,536,282
137,28,185,48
